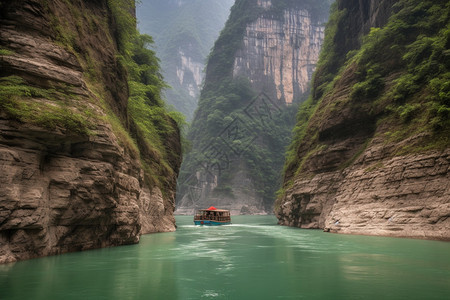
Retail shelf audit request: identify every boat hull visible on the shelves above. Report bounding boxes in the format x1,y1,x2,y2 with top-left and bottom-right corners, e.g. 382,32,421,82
194,220,231,226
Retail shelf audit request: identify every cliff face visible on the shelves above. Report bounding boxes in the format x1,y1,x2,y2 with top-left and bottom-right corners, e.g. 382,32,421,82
137,0,234,121
0,0,181,264
276,0,450,240
176,0,331,215
233,2,324,105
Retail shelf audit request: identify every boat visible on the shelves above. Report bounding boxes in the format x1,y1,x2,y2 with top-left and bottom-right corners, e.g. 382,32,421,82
194,206,231,225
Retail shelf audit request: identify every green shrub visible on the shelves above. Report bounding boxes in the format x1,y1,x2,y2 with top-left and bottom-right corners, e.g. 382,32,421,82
0,48,14,55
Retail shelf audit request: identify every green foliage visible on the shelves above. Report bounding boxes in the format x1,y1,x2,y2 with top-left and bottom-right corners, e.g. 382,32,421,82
107,0,137,55
136,0,235,121
0,0,181,195
181,76,298,207
204,0,263,82
181,0,333,207
396,103,422,122
107,0,182,192
0,48,14,55
312,3,347,101
283,96,317,176
351,62,384,100
0,76,93,135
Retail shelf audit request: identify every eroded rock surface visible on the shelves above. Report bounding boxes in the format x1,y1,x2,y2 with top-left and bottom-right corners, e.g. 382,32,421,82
277,146,450,240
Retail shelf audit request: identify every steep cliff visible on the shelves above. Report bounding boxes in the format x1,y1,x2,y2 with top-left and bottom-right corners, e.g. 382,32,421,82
233,1,325,104
137,0,234,121
0,0,182,263
177,0,332,214
276,0,450,240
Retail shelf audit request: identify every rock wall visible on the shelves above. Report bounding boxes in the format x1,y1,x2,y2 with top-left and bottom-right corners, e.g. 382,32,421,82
278,144,450,240
275,0,450,240
177,49,203,98
0,0,180,263
233,5,324,104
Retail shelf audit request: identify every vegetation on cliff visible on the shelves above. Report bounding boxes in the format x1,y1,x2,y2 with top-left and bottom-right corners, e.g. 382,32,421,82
109,0,184,190
280,0,450,193
0,0,182,194
0,75,93,135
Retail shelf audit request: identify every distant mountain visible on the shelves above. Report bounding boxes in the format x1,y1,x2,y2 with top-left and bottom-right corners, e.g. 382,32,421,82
137,0,235,121
176,0,332,214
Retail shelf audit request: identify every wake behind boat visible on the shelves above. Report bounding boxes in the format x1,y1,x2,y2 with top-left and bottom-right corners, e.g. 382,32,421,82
194,206,231,225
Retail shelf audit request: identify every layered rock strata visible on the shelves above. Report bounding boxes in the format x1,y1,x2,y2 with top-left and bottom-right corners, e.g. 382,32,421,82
278,145,450,240
0,0,180,263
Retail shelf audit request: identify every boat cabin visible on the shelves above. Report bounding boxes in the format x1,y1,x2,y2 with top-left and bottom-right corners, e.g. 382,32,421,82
194,206,231,225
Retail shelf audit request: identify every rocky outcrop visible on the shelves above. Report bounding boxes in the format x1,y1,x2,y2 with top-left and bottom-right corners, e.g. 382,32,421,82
276,0,450,240
0,0,181,264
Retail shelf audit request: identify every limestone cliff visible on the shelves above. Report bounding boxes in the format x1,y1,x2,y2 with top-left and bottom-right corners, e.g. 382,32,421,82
233,1,324,105
276,0,450,240
176,0,331,215
0,0,181,263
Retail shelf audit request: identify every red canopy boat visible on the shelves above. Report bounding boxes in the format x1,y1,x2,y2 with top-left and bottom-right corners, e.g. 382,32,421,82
194,207,231,225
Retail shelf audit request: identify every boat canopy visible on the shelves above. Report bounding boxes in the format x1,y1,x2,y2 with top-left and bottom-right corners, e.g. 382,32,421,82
196,207,230,213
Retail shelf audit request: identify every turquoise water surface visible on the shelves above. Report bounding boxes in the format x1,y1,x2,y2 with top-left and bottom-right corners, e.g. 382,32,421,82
1,215,449,299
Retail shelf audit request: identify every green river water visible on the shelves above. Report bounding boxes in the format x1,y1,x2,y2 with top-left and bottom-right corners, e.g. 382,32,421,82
1,215,449,299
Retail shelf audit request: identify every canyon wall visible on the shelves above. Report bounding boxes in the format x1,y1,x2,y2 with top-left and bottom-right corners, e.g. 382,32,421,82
276,0,450,240
0,0,181,263
233,3,324,105
176,0,331,214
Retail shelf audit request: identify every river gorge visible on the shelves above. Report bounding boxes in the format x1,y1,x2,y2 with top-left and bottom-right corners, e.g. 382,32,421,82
1,0,449,298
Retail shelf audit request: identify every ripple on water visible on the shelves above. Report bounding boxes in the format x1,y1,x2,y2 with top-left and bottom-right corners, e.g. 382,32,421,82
200,290,223,298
